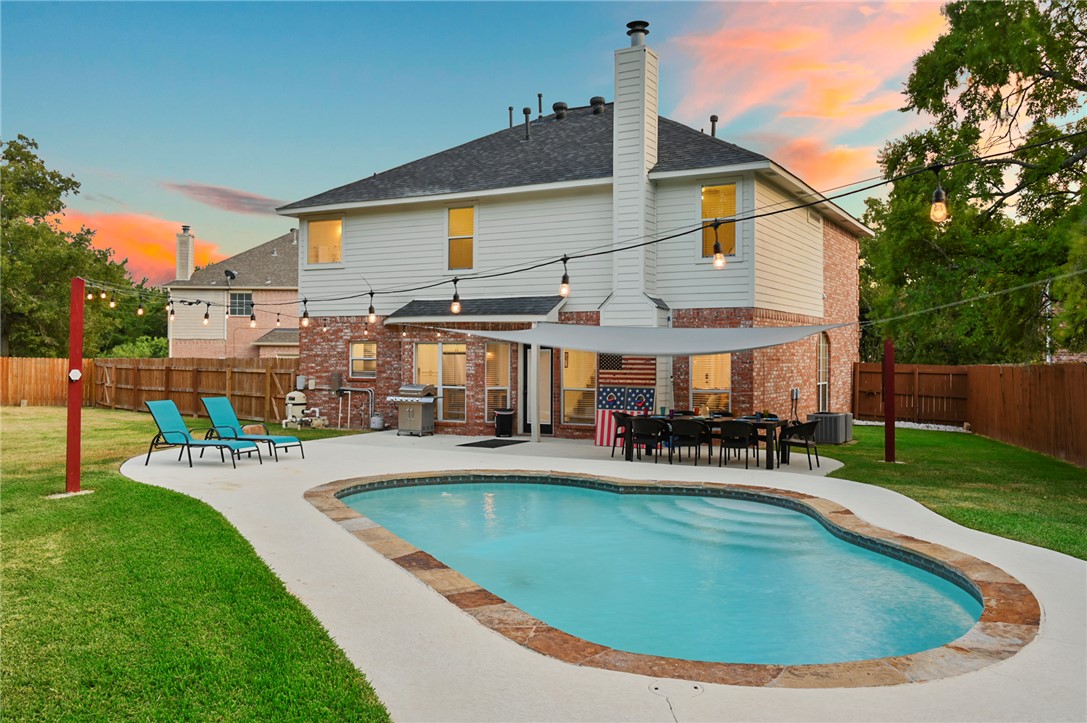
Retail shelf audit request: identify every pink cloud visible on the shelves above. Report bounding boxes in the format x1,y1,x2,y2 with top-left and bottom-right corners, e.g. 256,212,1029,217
767,136,880,190
53,211,226,285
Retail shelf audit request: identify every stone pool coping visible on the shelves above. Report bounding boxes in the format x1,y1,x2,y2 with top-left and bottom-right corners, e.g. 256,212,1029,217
305,469,1041,689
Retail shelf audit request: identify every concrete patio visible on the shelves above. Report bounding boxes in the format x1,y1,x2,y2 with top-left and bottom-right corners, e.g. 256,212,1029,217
121,431,1087,722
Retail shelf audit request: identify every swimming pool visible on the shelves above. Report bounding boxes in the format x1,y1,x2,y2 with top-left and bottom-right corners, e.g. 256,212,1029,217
308,471,1040,686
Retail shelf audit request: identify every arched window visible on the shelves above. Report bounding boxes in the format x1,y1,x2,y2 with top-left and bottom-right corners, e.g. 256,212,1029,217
817,333,830,412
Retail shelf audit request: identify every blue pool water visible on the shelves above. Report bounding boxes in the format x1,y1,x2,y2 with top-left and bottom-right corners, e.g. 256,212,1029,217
344,482,982,665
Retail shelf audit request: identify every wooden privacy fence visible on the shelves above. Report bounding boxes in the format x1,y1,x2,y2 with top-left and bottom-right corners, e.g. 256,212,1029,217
0,357,96,406
853,362,1087,467
91,357,300,423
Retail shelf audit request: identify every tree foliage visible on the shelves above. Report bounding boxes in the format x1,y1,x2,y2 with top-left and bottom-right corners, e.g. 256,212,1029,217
1,135,166,357
100,335,169,358
862,0,1087,363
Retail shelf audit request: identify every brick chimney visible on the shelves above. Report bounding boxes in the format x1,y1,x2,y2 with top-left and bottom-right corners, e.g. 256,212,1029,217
176,225,194,281
602,20,660,327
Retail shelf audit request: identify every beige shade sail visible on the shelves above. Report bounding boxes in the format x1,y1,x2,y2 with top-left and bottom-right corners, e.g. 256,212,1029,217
437,322,846,355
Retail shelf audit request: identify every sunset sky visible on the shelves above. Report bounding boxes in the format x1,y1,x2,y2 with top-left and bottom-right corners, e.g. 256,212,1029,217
3,1,947,285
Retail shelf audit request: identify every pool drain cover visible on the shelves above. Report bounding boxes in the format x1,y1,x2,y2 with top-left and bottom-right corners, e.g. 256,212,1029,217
649,680,704,698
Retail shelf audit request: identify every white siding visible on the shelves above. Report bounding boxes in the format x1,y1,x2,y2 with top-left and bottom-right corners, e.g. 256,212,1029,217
654,176,755,309
753,179,823,316
298,188,614,317
168,289,227,340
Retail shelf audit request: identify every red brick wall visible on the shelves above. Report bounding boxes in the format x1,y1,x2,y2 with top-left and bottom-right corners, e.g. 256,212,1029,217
822,219,861,413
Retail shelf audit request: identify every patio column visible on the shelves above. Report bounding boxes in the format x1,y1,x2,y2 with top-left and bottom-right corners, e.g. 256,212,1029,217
528,340,540,443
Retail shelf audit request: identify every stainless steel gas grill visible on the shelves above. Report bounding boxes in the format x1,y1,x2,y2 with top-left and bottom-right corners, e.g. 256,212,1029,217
387,384,437,436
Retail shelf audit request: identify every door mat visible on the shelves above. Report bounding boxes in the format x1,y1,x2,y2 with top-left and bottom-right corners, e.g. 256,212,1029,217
457,439,529,449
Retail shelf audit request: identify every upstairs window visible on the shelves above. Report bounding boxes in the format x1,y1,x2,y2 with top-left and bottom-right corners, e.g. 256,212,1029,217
307,219,342,264
701,184,737,259
228,292,253,316
448,207,474,270
350,341,378,379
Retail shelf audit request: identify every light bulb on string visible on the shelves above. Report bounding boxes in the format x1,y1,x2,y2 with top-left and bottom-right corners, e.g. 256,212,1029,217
136,299,145,316
168,302,175,321
87,289,96,301
367,291,377,324
929,164,949,223
109,294,117,309
301,298,310,327
203,303,210,325
711,221,727,269
558,255,571,297
450,278,461,315
276,313,281,327
100,290,107,300
249,311,257,328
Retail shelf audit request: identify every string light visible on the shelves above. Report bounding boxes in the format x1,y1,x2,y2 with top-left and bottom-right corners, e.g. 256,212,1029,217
930,164,948,223
249,311,257,328
99,290,107,300
87,289,95,301
711,221,727,269
203,303,211,325
168,301,175,322
367,291,377,324
136,299,145,316
450,278,461,314
558,255,571,297
276,313,282,327
109,294,117,309
301,298,310,327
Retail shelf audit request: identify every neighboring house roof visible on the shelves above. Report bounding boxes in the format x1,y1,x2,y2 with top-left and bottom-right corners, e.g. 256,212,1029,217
166,231,299,289
253,328,300,346
386,295,566,324
278,104,768,211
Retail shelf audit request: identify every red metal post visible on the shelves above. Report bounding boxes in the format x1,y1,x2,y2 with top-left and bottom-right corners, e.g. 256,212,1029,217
883,337,896,463
66,277,85,493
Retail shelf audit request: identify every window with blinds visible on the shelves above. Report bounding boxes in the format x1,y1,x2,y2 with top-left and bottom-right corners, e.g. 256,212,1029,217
350,341,377,378
415,342,467,421
691,353,731,413
701,184,737,258
307,219,342,264
817,333,831,412
485,343,510,422
448,207,474,270
562,349,597,425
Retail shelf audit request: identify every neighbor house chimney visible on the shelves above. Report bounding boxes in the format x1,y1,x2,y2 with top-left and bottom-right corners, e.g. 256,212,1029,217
176,225,194,281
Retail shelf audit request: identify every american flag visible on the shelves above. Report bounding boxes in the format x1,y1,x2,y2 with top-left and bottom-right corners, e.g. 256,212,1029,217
599,356,656,387
594,386,656,446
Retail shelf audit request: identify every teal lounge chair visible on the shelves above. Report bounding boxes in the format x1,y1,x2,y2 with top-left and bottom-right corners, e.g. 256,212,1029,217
200,396,304,462
145,399,261,468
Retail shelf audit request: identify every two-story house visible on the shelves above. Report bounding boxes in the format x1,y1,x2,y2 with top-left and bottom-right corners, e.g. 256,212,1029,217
164,226,300,359
277,21,869,437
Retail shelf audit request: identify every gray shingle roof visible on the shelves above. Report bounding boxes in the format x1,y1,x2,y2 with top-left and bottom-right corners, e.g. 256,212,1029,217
386,295,565,320
278,104,768,211
166,231,298,289
253,328,300,346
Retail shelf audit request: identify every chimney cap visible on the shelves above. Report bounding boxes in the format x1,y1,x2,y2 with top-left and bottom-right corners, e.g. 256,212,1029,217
626,20,649,46
181,224,190,234
710,114,719,122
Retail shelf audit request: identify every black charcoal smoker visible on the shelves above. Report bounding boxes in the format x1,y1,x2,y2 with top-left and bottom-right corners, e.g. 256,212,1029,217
387,384,437,436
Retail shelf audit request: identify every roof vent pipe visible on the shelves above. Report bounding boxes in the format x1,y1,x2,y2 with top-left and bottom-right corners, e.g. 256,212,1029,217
590,96,605,114
553,102,568,119
626,20,649,47
508,106,513,129
710,114,718,138
523,107,532,140
537,92,543,120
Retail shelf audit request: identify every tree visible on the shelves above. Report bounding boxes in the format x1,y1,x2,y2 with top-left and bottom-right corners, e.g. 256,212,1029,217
1,135,166,356
862,0,1087,363
101,335,169,358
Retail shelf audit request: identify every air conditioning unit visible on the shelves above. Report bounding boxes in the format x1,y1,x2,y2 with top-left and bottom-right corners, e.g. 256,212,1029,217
808,412,853,444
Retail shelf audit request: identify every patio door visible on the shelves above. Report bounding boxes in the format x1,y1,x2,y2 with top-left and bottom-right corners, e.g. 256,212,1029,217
522,346,553,434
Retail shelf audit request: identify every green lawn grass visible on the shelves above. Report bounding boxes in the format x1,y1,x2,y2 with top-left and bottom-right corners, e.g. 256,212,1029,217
826,425,1087,560
0,406,390,721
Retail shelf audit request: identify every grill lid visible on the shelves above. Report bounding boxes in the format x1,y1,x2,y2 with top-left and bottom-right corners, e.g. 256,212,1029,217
395,383,437,397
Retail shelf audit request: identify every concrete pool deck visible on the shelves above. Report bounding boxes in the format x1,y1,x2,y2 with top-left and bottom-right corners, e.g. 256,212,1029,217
121,431,1087,722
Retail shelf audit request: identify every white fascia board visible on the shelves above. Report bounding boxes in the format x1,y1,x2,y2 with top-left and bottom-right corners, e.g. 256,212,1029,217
762,162,874,237
277,177,613,217
165,285,298,291
647,161,771,181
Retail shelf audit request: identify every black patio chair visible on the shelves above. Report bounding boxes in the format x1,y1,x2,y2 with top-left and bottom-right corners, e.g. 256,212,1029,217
667,417,711,465
610,411,632,458
631,417,670,463
713,420,757,469
779,420,821,470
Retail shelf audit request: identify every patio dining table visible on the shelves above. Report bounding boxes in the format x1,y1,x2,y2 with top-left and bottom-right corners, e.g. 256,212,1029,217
621,415,789,470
